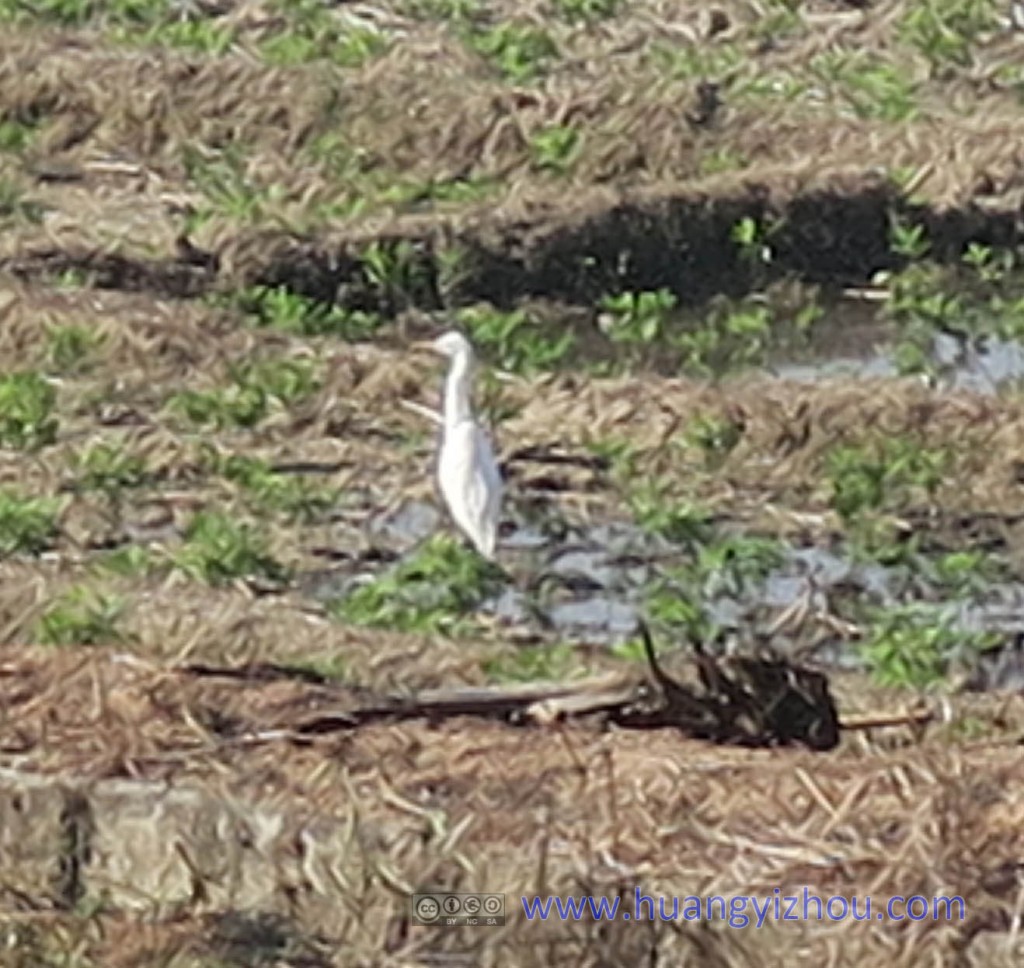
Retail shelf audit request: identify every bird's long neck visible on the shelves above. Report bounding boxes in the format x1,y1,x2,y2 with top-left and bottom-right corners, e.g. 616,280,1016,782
443,351,474,428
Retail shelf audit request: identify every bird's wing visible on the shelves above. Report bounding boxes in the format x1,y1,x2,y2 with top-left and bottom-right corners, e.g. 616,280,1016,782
439,420,503,551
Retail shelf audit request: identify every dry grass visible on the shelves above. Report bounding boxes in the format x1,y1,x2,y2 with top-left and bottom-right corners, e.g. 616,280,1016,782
1,2,1024,965
0,642,1023,966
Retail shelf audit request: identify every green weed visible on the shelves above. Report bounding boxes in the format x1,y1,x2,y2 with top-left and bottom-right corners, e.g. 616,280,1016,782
46,323,105,372
652,40,743,82
380,173,498,210
37,586,125,647
599,288,677,344
360,239,432,314
0,371,58,449
962,241,1015,285
685,413,744,468
75,441,147,493
467,22,558,83
0,115,39,152
229,285,383,340
584,434,636,477
0,491,61,556
456,304,574,374
330,534,503,634
642,579,708,640
134,16,236,55
405,0,482,20
483,642,577,682
212,452,339,522
96,544,154,577
899,0,1000,72
628,478,711,547
889,214,931,259
529,125,581,174
676,300,773,376
550,0,621,22
0,177,44,225
169,357,318,430
280,654,348,682
642,532,784,639
861,604,998,687
930,548,1002,595
173,510,286,586
0,0,91,24
811,51,918,122
261,0,386,67
731,216,773,267
698,146,747,176
182,144,283,226
826,435,950,522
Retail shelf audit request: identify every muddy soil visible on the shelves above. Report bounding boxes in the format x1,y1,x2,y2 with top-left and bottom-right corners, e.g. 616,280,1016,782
2,1,1024,966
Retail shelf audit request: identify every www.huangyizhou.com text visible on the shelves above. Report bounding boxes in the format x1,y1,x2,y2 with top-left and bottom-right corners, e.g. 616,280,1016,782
521,888,966,928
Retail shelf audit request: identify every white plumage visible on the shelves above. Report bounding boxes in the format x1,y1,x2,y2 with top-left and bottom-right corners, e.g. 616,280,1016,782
427,331,503,559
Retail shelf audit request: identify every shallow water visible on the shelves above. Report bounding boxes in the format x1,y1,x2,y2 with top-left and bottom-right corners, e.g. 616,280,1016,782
771,303,1024,394
338,495,1024,690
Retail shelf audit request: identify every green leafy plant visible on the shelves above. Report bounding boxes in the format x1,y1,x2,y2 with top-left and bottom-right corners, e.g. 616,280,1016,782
889,214,931,260
360,239,432,314
182,144,283,226
455,304,574,374
173,510,286,585
529,124,581,174
0,371,58,449
930,548,1002,595
811,51,918,122
38,586,125,647
0,114,39,152
826,436,950,522
639,532,784,643
75,442,147,493
550,0,621,22
169,357,318,429
229,285,383,340
685,413,744,468
260,0,386,67
96,544,154,577
627,477,712,547
0,491,61,555
676,300,773,375
899,0,1000,73
599,288,677,344
330,534,504,633
468,22,558,82
405,0,482,21
483,642,577,682
962,241,1015,285
211,452,339,522
46,323,104,372
0,177,44,225
642,580,709,640
280,653,348,682
861,604,998,687
731,216,772,266
127,14,236,54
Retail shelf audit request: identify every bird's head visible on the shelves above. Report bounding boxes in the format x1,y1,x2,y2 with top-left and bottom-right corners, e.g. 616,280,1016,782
429,330,473,360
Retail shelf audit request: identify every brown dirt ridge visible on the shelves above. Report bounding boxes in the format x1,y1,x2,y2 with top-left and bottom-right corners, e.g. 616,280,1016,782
1,0,1024,966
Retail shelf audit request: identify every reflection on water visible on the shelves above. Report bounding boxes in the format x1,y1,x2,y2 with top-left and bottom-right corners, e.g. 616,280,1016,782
771,301,1024,394
343,499,1024,691
325,295,1024,687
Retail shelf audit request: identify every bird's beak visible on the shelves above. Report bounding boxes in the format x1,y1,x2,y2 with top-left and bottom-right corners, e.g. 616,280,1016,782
410,339,438,355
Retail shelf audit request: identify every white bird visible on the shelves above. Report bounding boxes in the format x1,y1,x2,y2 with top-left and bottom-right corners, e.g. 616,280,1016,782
421,330,503,559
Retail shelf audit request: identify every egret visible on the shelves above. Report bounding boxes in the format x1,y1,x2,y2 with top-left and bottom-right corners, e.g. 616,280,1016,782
420,330,503,559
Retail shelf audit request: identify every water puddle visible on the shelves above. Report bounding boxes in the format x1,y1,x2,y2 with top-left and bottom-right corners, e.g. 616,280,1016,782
770,299,1024,394
307,500,1024,690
